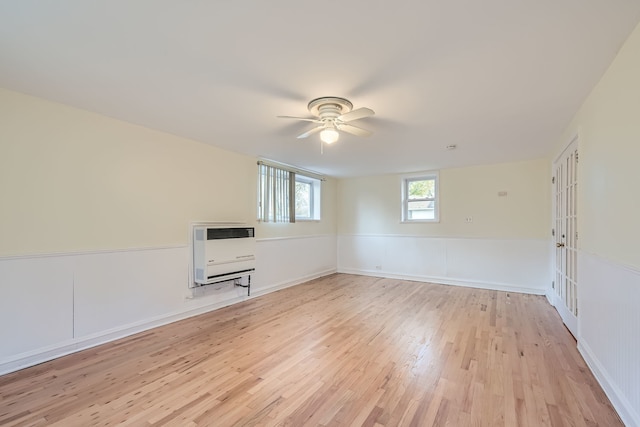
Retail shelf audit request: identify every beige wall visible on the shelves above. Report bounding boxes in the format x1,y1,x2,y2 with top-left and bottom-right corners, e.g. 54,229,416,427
337,158,550,239
0,88,336,256
554,22,640,270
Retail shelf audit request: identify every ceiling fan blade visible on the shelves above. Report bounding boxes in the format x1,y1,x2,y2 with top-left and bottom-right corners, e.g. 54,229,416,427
297,126,324,139
337,123,372,137
338,107,375,122
277,115,321,123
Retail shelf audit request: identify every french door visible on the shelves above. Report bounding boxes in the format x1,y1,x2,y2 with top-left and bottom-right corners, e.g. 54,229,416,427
553,139,578,337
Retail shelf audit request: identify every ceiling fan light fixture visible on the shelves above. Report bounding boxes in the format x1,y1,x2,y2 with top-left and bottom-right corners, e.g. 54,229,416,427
320,128,339,144
278,97,374,149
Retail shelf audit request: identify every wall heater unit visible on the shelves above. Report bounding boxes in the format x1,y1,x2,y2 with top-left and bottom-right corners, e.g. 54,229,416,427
192,226,255,293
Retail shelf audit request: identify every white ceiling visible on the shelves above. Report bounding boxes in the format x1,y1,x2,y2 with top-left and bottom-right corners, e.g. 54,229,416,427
1,1,639,177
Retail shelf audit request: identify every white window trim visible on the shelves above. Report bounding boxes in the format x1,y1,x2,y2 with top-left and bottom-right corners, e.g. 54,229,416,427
294,175,321,221
401,171,440,223
257,159,324,223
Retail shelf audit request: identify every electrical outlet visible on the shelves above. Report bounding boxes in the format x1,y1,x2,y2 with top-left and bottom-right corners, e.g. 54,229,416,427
375,265,382,270
465,217,473,223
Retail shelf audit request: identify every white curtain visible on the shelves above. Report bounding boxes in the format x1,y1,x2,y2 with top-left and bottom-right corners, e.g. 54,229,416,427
257,163,296,223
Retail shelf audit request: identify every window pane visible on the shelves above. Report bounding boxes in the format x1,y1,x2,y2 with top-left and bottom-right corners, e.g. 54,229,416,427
295,181,311,218
407,200,435,220
408,179,435,199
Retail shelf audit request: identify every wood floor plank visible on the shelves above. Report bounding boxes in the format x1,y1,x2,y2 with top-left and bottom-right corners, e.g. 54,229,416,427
0,274,623,426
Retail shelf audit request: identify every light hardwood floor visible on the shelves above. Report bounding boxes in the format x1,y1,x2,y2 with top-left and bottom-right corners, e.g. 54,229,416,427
0,274,622,426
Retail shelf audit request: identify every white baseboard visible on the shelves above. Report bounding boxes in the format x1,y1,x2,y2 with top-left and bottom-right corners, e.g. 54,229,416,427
0,268,336,376
545,289,555,306
337,268,546,295
579,340,639,427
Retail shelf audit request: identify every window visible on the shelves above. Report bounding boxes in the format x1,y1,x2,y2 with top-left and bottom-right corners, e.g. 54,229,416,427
401,172,439,222
258,161,322,222
294,175,321,220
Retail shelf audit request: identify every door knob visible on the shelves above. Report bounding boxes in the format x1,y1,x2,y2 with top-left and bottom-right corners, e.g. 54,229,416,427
556,242,565,248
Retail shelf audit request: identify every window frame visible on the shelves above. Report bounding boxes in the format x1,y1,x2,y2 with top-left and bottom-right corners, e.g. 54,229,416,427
401,171,440,223
294,174,321,221
257,160,323,223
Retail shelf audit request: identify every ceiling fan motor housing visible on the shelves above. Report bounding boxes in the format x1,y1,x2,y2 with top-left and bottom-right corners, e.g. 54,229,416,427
277,96,374,140
307,97,353,119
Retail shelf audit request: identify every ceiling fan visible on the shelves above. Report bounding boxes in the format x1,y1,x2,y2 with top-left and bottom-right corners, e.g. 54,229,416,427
278,97,375,146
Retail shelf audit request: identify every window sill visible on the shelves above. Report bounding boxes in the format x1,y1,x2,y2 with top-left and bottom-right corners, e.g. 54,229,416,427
400,219,440,224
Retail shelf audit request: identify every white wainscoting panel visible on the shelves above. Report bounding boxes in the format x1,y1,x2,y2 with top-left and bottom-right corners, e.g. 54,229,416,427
73,248,188,338
0,234,337,375
0,256,74,359
338,235,549,294
578,252,640,427
253,234,337,295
